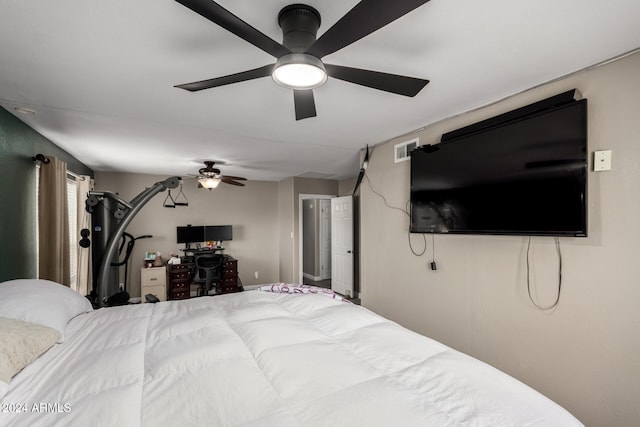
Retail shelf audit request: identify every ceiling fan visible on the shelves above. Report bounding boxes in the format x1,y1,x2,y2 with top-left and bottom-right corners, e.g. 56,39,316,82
174,0,431,120
195,161,247,189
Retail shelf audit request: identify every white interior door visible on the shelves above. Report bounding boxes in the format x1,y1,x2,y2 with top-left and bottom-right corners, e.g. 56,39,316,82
331,196,353,296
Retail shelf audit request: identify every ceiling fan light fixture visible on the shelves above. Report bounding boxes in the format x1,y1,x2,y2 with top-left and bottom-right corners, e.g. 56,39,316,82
198,176,221,189
272,54,327,90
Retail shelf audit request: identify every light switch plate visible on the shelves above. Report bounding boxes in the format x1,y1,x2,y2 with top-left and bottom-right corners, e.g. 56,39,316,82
593,150,612,171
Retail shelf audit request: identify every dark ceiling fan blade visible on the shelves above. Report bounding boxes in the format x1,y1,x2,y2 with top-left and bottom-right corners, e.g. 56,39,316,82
293,90,317,120
222,175,246,181
325,64,429,97
221,178,245,186
175,64,274,91
306,0,430,59
175,0,290,58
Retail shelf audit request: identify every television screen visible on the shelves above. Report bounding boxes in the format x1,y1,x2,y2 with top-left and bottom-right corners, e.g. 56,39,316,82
204,225,233,242
410,96,587,237
176,225,204,244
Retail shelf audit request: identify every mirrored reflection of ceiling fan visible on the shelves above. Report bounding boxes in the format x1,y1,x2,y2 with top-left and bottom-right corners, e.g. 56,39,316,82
194,161,247,189
174,0,431,120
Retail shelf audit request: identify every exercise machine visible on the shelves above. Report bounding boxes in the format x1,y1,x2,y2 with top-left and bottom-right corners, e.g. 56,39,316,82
85,176,180,307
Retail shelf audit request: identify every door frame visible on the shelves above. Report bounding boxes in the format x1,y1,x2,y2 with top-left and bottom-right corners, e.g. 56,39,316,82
298,194,336,284
318,199,331,280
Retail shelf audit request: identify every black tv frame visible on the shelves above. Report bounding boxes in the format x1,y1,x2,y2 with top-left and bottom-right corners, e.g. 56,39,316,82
410,90,587,237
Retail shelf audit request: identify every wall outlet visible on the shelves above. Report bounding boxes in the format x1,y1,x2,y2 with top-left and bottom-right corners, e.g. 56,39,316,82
254,271,259,279
594,150,612,171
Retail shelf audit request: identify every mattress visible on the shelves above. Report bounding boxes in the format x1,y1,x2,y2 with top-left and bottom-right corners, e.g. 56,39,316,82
2,290,583,426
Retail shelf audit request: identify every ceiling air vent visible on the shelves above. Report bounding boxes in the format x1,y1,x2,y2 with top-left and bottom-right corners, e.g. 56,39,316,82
394,138,419,163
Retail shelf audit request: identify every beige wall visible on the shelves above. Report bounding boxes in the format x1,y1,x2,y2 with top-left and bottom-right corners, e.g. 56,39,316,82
277,177,295,282
95,172,279,297
94,173,347,296
338,176,358,196
360,51,640,427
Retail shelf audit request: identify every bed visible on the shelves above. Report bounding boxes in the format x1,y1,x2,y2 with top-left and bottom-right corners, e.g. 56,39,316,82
0,279,583,426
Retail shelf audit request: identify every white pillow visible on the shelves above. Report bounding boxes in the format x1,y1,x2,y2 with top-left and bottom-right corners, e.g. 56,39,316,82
0,279,93,342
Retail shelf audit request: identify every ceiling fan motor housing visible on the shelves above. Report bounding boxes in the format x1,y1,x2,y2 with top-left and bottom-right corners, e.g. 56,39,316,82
200,161,221,176
278,4,321,53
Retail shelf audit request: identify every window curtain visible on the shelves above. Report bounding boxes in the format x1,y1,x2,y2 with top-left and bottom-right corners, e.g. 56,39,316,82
75,176,93,296
38,157,70,285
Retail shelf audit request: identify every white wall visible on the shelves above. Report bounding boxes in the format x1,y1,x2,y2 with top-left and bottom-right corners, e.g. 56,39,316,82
360,51,640,427
95,172,280,297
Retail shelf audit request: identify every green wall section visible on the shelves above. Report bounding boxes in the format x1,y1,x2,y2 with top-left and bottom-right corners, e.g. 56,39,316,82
0,106,93,282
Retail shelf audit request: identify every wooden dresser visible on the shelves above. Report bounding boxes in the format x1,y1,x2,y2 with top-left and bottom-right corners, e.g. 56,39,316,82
220,257,242,294
167,263,191,300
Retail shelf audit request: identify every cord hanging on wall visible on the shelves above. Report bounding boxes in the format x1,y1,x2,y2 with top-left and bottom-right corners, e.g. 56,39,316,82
353,145,369,196
526,236,563,310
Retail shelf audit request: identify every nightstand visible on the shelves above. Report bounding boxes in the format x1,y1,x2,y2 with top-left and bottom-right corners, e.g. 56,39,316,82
140,266,167,302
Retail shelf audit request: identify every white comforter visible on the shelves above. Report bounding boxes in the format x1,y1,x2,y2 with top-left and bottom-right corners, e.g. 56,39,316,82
2,291,582,426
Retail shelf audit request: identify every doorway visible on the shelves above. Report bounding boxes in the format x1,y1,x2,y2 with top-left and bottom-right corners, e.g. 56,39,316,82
299,194,335,289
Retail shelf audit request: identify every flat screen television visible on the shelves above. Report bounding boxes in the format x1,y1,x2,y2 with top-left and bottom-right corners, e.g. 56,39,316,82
176,225,204,244
410,91,587,237
204,225,233,242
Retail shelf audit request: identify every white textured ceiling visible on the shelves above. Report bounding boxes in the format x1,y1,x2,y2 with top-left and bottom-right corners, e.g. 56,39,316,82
1,0,639,181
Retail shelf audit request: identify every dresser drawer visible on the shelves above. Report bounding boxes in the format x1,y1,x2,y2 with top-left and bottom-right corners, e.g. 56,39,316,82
169,289,189,300
169,279,190,291
169,270,190,280
141,267,166,285
221,276,236,285
220,284,240,293
168,264,190,277
222,267,237,275
220,275,238,293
